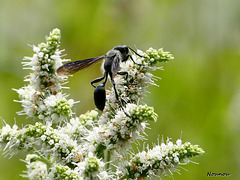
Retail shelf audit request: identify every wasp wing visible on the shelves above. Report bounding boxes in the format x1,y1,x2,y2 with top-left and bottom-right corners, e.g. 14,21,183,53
111,54,120,78
57,55,105,76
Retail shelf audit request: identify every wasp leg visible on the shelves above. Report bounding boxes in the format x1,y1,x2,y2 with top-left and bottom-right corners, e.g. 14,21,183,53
122,55,143,66
117,71,128,80
110,75,130,117
117,71,137,86
91,72,107,88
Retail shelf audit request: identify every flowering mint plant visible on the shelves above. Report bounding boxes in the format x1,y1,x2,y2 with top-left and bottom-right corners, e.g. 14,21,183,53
0,29,204,179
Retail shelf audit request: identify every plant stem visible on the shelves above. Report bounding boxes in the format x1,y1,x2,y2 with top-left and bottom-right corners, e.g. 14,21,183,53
106,150,111,170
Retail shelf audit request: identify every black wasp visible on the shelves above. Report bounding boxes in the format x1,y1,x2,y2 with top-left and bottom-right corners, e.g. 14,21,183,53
57,45,146,115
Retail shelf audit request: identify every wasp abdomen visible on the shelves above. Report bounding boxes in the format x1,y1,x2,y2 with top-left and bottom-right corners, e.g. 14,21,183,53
94,83,106,111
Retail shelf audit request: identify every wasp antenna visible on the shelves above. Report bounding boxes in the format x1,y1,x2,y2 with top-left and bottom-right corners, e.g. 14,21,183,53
128,46,149,59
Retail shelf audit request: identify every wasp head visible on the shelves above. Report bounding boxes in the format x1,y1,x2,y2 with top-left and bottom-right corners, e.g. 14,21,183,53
113,45,129,60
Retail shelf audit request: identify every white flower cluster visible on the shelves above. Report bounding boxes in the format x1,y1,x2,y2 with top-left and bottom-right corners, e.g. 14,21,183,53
49,164,80,180
14,28,75,124
119,139,205,179
76,152,111,180
0,29,205,180
22,154,48,180
22,153,111,180
0,122,111,179
96,104,158,151
0,122,78,162
61,110,99,143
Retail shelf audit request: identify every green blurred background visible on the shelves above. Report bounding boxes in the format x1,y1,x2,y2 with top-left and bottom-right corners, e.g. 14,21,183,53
0,0,239,179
